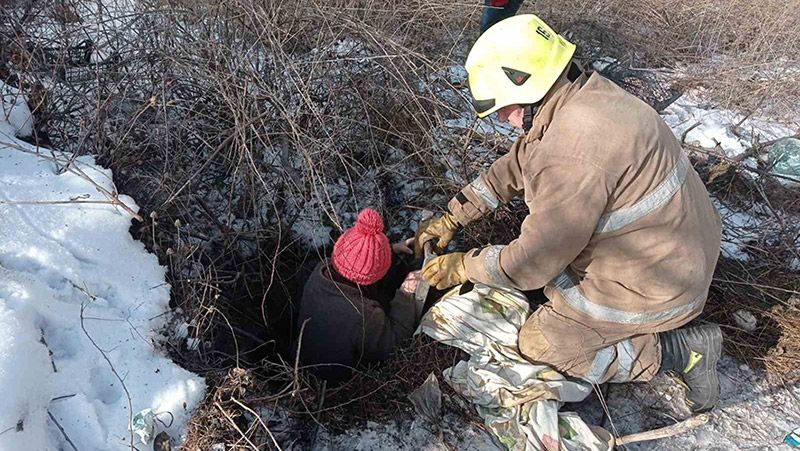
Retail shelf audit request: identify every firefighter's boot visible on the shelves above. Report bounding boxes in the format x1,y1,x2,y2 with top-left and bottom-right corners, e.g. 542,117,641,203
659,324,723,413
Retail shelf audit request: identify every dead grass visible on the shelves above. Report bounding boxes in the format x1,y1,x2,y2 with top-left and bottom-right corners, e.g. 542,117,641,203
538,0,800,118
311,335,471,432
2,0,480,445
181,336,474,449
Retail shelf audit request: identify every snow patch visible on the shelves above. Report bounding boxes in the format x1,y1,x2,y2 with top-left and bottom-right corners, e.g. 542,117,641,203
0,81,204,450
662,93,796,158
314,412,497,450
602,356,800,450
712,198,761,261
1,84,33,138
318,356,800,450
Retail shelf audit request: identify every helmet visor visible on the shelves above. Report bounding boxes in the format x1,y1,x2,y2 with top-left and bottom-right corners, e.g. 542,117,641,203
472,98,496,115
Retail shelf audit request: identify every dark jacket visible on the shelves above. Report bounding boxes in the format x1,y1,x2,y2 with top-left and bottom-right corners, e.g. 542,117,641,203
293,260,421,381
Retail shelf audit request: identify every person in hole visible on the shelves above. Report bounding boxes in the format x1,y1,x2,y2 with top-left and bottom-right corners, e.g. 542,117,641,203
415,15,724,413
293,209,423,382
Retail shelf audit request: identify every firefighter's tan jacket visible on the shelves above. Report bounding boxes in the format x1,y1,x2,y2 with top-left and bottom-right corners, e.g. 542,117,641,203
448,71,722,331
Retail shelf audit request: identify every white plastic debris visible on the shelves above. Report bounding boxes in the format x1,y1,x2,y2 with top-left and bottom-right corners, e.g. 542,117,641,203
131,409,157,444
733,309,758,332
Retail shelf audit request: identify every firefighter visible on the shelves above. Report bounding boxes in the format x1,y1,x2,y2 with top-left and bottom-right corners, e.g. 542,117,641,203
416,15,724,412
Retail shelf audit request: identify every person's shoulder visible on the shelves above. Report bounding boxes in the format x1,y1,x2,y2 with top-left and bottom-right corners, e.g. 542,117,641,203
304,260,346,303
572,73,657,120
307,263,385,313
546,74,660,147
302,260,328,290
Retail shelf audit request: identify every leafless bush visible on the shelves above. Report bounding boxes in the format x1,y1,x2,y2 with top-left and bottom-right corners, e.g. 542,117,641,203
538,0,800,117
2,0,481,443
686,145,800,377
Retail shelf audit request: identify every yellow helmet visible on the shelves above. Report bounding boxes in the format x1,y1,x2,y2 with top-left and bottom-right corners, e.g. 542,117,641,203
465,14,576,118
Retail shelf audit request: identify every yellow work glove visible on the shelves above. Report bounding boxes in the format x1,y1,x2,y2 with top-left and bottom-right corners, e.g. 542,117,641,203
414,212,460,257
422,252,467,290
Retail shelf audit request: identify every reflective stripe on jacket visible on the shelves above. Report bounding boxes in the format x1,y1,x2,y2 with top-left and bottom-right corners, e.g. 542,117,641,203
448,70,722,328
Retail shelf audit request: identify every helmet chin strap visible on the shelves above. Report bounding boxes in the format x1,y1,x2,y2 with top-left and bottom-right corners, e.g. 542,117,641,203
519,62,583,133
522,104,536,133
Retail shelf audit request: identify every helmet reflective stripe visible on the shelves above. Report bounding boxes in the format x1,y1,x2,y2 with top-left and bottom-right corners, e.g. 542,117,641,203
465,14,576,118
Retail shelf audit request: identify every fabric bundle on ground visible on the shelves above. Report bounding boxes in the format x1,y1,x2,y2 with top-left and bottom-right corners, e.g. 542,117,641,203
417,283,612,451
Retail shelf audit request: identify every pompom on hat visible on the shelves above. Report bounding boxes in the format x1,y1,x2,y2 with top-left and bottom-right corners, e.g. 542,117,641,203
331,209,392,285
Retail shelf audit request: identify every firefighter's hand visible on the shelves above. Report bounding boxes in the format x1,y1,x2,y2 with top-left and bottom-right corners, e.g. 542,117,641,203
422,252,467,290
414,212,459,257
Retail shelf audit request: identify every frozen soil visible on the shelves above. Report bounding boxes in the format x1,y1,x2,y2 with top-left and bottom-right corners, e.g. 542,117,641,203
317,356,799,450
601,356,799,450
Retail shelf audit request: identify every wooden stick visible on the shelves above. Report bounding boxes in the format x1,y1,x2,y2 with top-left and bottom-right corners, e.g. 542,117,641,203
681,121,703,144
292,318,310,397
615,414,710,445
47,411,80,451
79,299,135,450
231,397,283,451
215,402,260,451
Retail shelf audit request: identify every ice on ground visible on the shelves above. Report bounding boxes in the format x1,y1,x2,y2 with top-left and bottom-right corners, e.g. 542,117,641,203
0,82,204,451
1,84,33,138
600,356,800,450
314,412,497,451
712,198,763,261
662,92,796,158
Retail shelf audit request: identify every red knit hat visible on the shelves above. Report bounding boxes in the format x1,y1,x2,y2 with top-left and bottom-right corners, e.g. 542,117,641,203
331,209,392,285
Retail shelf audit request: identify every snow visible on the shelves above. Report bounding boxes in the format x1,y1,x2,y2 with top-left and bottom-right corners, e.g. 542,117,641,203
599,356,800,450
443,116,516,138
712,198,763,261
285,171,387,249
314,412,497,450
662,93,797,262
662,93,796,158
1,84,33,138
310,358,800,450
0,82,204,450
